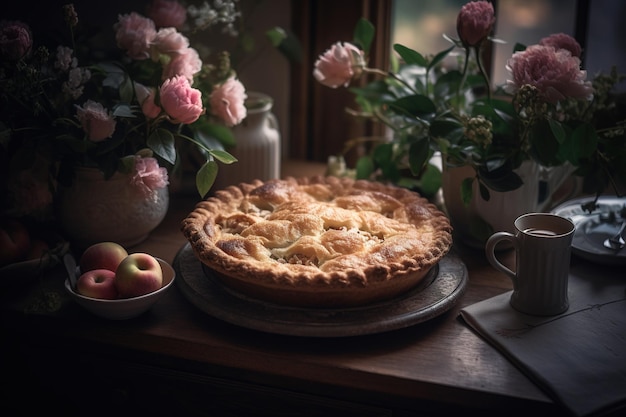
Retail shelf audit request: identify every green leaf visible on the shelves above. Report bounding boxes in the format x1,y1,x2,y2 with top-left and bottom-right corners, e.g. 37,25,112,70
118,74,135,104
427,45,455,72
372,142,400,182
529,119,561,166
461,177,474,206
353,18,375,54
196,160,219,197
570,123,598,162
415,163,442,197
112,104,135,118
266,26,286,47
193,122,236,148
389,94,436,118
393,44,428,66
513,42,527,53
548,119,566,144
478,181,491,201
433,70,464,97
408,136,430,175
356,155,375,179
208,149,237,164
266,27,303,63
147,128,176,165
479,168,523,192
349,79,394,104
429,118,463,139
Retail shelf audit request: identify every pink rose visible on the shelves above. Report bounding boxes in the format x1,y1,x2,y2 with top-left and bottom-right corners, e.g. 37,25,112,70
114,12,157,60
456,1,495,47
134,82,162,119
75,100,117,142
0,20,32,61
313,42,364,88
161,47,202,82
159,75,205,124
146,0,187,29
150,27,189,58
209,77,247,127
539,33,582,58
130,156,169,200
505,44,593,104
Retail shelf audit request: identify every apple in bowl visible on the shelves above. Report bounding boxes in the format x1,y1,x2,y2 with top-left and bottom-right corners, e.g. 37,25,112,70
79,241,128,273
115,253,163,298
76,269,118,300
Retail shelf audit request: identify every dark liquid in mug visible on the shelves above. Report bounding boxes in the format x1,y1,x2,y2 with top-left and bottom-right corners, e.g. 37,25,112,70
523,228,558,237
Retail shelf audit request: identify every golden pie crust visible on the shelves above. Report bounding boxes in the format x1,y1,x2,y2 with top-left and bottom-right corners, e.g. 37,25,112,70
181,176,452,307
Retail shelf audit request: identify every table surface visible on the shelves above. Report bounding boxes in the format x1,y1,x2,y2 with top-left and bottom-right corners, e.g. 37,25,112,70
2,160,602,416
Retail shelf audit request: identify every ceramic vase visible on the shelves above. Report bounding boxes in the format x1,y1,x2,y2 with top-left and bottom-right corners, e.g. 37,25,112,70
213,91,281,190
56,167,169,249
441,160,575,248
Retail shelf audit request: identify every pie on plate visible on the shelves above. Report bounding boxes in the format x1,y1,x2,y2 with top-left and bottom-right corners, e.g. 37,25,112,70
181,176,453,308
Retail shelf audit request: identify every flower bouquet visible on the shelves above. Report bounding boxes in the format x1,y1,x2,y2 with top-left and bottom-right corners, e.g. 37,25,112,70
314,0,626,211
0,0,257,261
0,0,248,224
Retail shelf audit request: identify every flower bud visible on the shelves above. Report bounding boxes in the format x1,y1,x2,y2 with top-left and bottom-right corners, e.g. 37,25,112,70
456,1,495,47
0,21,33,61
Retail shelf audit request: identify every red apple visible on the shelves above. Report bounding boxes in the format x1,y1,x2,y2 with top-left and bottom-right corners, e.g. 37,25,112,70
0,218,31,267
115,253,163,298
76,269,118,300
79,242,128,273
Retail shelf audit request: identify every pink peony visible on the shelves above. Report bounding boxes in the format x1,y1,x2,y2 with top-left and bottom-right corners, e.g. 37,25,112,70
150,27,189,58
456,1,495,47
75,100,117,142
209,77,247,127
313,42,364,88
505,44,593,104
159,75,205,124
130,156,169,200
539,33,582,58
146,0,187,29
114,12,157,60
134,82,162,119
0,20,32,61
161,47,202,82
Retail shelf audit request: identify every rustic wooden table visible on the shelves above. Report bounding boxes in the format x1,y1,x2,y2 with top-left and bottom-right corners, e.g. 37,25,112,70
2,161,595,417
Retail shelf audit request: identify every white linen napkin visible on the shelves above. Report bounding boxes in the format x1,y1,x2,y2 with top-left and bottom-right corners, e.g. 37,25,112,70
460,259,626,417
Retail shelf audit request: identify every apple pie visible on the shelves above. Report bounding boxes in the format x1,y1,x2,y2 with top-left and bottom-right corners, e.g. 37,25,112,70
181,176,453,307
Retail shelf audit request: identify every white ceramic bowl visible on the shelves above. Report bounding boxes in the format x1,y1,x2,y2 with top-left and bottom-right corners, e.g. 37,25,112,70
64,258,175,320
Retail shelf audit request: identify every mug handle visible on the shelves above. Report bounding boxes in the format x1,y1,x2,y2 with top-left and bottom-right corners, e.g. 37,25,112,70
485,232,518,283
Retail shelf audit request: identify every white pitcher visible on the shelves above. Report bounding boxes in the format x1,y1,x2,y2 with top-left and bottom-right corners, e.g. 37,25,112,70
213,92,281,190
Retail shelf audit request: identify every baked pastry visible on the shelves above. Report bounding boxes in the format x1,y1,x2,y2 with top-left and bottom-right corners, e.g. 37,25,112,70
181,176,452,307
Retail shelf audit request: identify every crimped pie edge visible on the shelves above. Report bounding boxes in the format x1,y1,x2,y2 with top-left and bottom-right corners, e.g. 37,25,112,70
181,176,452,293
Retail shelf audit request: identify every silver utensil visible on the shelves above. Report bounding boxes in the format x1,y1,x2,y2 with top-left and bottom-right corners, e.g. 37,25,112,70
64,253,78,289
603,221,626,250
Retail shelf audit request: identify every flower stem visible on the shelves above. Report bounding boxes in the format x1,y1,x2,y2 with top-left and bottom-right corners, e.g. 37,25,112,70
474,46,491,102
362,67,419,95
